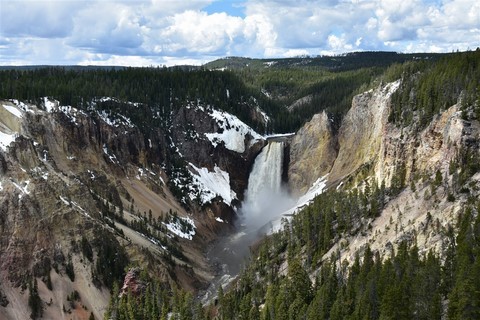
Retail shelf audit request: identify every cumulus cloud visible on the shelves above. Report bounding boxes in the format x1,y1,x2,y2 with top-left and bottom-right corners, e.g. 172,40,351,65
0,0,81,38
0,0,478,66
68,2,146,54
156,10,244,55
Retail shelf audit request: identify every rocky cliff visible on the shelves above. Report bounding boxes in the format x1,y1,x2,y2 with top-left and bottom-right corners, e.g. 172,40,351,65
289,80,480,263
0,98,263,319
288,111,337,196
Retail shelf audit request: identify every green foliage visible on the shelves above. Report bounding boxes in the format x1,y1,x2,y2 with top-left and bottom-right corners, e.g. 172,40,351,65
65,257,75,282
28,278,42,319
389,50,480,128
0,51,451,136
105,277,203,320
93,232,128,288
212,184,480,320
0,67,274,132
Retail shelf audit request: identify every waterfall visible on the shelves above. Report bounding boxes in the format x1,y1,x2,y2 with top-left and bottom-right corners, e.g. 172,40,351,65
201,140,293,303
245,141,284,201
242,141,290,225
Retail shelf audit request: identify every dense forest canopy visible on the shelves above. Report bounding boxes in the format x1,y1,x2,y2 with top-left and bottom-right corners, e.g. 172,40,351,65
3,51,475,134
0,67,276,133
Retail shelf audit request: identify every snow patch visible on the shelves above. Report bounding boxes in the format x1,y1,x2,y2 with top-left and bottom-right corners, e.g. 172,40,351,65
12,180,30,199
9,99,35,113
3,104,23,118
189,163,236,206
96,110,134,128
103,144,119,164
0,131,17,151
269,175,329,234
205,108,263,153
92,98,135,128
60,196,70,206
71,201,91,218
296,175,328,208
31,167,49,180
40,98,86,124
60,196,91,218
43,97,56,112
261,88,271,98
215,217,225,223
87,170,95,180
164,216,196,240
256,105,270,123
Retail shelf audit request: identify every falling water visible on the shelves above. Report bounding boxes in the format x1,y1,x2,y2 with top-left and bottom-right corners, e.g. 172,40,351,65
201,140,294,303
241,141,293,230
244,141,284,212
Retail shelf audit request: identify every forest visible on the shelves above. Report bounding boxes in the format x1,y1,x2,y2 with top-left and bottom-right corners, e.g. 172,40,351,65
3,51,476,134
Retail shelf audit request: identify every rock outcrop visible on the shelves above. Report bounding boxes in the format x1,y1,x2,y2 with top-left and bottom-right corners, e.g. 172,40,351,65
288,111,337,196
288,82,400,195
328,81,400,185
288,79,480,266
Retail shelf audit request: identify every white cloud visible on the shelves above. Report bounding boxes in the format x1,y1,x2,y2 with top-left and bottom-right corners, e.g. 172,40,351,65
67,2,146,53
156,10,244,55
0,0,478,66
0,0,80,38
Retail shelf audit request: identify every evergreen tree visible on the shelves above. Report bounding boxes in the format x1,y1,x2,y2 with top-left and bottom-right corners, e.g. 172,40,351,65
28,278,42,320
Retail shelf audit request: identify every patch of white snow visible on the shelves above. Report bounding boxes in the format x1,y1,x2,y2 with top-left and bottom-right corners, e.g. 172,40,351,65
87,170,95,180
205,108,263,153
60,196,70,206
0,131,16,151
269,175,329,233
189,163,236,205
164,216,196,240
43,97,56,112
3,104,23,118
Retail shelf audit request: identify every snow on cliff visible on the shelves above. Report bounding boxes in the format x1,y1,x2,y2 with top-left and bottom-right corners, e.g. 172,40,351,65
0,132,16,151
269,175,328,234
3,104,23,118
164,216,196,240
188,163,237,206
205,108,262,153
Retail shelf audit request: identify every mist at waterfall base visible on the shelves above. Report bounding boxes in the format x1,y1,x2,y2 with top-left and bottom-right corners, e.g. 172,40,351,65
239,186,295,233
202,141,295,303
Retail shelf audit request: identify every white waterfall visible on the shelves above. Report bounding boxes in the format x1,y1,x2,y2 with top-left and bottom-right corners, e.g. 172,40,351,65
245,141,284,200
201,140,293,303
242,141,292,225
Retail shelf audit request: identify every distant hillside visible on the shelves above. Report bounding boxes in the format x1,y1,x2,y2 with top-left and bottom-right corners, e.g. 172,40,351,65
204,52,445,71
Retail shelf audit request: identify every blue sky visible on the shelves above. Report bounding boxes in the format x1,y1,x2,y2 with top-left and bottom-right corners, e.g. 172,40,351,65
0,0,479,66
205,0,245,17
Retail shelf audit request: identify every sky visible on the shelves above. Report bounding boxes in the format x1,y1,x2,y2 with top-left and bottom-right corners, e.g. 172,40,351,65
0,0,479,66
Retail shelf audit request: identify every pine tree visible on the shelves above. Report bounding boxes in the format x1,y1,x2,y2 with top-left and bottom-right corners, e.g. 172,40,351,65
28,278,42,320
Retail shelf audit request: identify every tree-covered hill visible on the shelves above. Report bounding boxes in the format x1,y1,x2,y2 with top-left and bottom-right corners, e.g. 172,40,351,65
0,51,454,135
206,51,451,131
204,52,445,72
0,67,277,133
